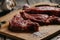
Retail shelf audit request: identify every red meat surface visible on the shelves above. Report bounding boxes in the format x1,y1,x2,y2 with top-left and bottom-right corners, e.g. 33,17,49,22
9,6,60,33
25,6,60,16
9,12,39,33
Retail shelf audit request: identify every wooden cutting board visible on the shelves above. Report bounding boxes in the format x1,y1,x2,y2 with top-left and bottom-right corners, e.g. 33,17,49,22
0,3,60,40
0,24,60,40
0,9,60,40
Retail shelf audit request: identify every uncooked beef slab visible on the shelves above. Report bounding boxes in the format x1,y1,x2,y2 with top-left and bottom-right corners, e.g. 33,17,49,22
9,6,60,33
46,15,60,25
20,11,49,25
25,6,60,16
8,13,39,33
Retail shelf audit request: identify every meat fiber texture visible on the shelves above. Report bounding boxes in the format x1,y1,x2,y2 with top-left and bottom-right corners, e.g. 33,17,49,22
24,6,60,24
9,11,39,33
25,6,60,16
9,6,60,33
